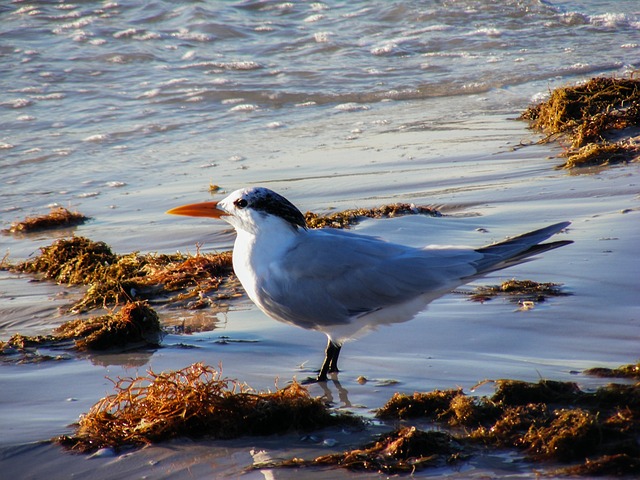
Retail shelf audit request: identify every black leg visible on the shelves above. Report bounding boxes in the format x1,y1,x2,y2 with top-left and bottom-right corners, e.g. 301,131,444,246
317,339,341,382
328,343,341,373
301,339,343,384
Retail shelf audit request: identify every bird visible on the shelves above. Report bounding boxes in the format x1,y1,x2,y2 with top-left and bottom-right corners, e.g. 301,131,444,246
167,187,572,382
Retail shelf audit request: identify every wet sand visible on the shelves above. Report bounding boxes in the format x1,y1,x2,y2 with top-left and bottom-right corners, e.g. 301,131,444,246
1,114,639,479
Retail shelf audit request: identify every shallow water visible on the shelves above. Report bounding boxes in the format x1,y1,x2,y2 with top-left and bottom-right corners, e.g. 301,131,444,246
1,0,640,478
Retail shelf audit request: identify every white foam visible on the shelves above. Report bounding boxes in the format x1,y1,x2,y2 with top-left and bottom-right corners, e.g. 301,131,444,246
313,31,333,43
304,14,325,23
83,134,110,143
334,102,370,112
229,104,260,112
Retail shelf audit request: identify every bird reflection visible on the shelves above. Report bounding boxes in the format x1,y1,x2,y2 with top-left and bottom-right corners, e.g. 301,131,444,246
317,376,352,408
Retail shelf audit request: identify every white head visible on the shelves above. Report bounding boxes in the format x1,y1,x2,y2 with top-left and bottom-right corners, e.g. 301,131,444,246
167,187,307,235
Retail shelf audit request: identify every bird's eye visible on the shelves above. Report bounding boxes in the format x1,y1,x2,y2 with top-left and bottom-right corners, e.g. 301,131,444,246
235,198,248,209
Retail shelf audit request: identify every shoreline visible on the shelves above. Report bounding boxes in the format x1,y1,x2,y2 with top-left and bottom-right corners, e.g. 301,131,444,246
2,111,639,478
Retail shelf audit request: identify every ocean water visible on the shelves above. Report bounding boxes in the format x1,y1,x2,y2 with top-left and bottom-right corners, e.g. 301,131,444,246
1,1,640,478
2,0,638,236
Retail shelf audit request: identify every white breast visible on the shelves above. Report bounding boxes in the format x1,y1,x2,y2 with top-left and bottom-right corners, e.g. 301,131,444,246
231,218,300,312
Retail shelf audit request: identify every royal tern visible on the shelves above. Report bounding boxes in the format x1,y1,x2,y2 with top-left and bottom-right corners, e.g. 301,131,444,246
168,187,572,382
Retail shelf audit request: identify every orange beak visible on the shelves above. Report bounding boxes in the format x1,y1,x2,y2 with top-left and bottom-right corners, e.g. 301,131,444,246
166,201,228,219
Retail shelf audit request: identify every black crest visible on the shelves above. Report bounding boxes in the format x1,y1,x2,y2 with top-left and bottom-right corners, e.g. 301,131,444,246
247,188,307,230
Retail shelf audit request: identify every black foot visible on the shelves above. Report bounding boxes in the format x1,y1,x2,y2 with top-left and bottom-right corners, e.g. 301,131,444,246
299,339,342,384
301,374,328,385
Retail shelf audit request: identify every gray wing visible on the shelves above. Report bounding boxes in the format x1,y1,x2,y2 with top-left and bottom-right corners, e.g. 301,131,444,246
470,221,572,276
256,229,481,328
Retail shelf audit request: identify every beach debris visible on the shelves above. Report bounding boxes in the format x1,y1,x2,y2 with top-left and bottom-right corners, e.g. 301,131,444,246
255,426,461,474
2,206,89,234
521,76,640,168
555,453,640,476
4,236,238,312
1,301,163,359
304,203,440,229
56,363,361,452
54,301,163,350
563,141,635,169
584,361,640,379
373,379,640,472
466,279,568,303
12,236,118,286
0,339,71,364
376,388,467,420
34,359,640,476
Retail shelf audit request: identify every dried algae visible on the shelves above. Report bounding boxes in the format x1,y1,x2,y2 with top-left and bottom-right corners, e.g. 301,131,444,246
3,206,89,234
374,379,640,470
468,279,568,303
263,378,640,475
521,76,640,168
305,203,440,229
257,426,460,474
54,301,163,350
375,389,466,420
1,301,163,361
57,363,360,452
585,361,640,380
38,361,640,477
4,236,237,312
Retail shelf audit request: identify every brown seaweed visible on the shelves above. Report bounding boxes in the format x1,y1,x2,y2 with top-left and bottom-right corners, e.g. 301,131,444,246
375,379,640,468
266,378,640,475
467,279,569,303
305,203,440,229
3,207,89,234
4,236,238,312
585,361,640,380
521,76,640,168
57,363,360,452
256,426,460,474
1,301,163,358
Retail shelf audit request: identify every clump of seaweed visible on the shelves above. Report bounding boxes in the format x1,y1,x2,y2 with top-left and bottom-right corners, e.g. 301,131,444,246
2,206,89,234
523,408,600,461
376,389,465,420
4,236,237,312
468,279,568,303
268,378,640,475
57,363,359,452
491,378,581,405
376,389,502,428
521,76,640,168
1,301,163,358
374,379,640,470
563,140,636,169
48,368,640,475
305,203,440,229
257,426,460,474
584,361,640,379
556,453,640,476
54,301,163,350
0,338,70,364
14,236,117,285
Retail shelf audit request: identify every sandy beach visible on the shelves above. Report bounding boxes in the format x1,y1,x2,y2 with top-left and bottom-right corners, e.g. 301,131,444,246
2,112,639,478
